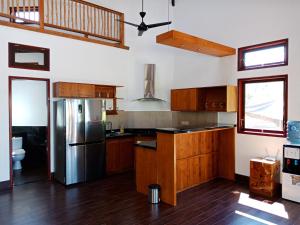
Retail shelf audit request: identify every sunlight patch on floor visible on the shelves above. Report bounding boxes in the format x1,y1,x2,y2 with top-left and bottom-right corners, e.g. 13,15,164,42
235,210,278,225
238,193,289,219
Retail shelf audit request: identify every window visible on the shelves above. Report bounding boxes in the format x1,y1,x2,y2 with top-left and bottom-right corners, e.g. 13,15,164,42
237,75,288,137
238,39,288,71
9,43,50,71
10,7,39,24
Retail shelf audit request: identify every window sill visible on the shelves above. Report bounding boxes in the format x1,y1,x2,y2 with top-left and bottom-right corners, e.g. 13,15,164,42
237,130,286,138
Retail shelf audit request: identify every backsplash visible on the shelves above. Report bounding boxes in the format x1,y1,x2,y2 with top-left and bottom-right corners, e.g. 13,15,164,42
107,111,218,129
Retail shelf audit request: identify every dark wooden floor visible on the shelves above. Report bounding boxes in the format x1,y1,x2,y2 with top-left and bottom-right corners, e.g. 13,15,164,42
0,172,299,225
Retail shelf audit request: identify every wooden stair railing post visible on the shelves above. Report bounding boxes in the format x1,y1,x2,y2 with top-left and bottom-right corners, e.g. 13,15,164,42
119,12,124,46
39,0,45,29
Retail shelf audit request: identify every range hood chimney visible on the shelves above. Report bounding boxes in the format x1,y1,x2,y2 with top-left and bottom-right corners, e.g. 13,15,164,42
136,64,165,101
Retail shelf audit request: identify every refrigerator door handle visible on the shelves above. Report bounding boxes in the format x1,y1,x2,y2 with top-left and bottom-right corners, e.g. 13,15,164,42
69,143,85,147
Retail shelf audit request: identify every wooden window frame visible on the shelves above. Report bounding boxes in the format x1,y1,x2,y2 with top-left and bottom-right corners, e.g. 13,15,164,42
9,6,39,24
9,42,50,71
237,75,288,137
238,39,288,71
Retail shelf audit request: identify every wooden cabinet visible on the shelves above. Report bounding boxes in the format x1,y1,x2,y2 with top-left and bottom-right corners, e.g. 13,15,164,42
53,82,95,98
176,153,218,192
171,85,237,112
250,159,280,198
53,82,121,115
135,147,157,195
204,86,237,112
106,139,120,173
171,88,199,111
176,130,220,192
106,137,134,174
95,85,115,98
119,138,135,170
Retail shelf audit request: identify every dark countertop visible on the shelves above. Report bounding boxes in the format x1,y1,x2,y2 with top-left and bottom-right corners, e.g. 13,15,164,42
106,128,157,139
135,141,156,150
156,123,236,134
105,132,134,139
106,124,236,137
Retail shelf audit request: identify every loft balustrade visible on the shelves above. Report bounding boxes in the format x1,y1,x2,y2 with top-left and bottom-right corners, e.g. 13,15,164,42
0,0,126,48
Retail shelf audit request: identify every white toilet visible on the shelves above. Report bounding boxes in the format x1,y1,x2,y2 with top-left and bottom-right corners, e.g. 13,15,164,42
12,137,26,170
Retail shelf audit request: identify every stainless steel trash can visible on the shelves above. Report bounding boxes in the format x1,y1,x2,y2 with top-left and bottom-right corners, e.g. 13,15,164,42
148,184,160,204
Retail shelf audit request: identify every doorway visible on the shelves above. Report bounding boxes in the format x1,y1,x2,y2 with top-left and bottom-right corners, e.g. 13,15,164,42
9,76,51,187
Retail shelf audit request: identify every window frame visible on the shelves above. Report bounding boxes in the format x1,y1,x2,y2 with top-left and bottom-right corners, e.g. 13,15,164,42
8,42,50,71
238,39,288,71
237,75,288,137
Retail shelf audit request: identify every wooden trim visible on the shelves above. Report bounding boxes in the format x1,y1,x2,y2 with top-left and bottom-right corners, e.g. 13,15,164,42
71,0,123,16
9,42,50,71
238,39,288,71
237,74,288,137
119,13,125,46
8,76,51,188
39,0,44,29
157,133,176,206
0,180,11,192
0,20,129,50
44,22,120,42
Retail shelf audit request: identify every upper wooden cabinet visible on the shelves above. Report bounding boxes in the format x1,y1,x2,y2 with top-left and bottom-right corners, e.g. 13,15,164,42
53,82,95,98
171,88,199,111
171,85,237,112
53,82,118,99
53,82,121,115
95,85,115,98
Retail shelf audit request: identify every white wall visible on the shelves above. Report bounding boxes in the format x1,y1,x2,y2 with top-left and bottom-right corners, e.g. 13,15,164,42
173,0,300,177
12,80,48,126
0,0,175,182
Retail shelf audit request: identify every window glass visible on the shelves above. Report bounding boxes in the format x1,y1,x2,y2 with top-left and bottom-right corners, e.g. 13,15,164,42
244,81,284,131
244,46,285,67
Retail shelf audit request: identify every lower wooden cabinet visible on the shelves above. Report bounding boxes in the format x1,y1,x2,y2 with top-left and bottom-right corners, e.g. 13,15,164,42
176,152,218,192
106,137,134,174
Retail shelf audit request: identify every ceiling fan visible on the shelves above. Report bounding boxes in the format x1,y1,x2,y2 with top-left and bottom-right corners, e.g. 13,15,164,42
118,0,172,36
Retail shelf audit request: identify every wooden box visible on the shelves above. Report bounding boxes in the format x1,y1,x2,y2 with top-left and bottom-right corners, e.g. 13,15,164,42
250,158,280,198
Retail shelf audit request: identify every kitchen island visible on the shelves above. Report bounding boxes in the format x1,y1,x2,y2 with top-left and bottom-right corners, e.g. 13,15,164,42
135,125,235,206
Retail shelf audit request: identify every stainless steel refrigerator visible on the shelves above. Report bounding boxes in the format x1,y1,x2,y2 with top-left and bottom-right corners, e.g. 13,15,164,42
54,99,106,185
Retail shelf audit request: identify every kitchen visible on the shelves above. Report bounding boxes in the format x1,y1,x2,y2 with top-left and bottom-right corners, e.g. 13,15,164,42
0,0,300,224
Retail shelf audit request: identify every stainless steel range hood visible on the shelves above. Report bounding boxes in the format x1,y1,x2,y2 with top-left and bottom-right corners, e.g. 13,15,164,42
136,64,166,102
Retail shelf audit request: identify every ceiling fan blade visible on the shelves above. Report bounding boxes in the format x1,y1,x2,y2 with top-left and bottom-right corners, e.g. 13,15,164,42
147,21,172,29
138,30,144,36
117,19,139,28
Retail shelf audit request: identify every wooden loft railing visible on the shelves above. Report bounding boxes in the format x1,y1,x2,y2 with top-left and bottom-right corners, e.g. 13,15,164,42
0,0,128,49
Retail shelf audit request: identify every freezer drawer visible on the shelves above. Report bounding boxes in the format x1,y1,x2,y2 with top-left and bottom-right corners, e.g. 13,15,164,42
282,172,300,203
66,145,85,185
85,142,106,181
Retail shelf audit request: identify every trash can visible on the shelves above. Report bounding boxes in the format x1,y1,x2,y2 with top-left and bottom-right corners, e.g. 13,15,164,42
148,184,160,204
